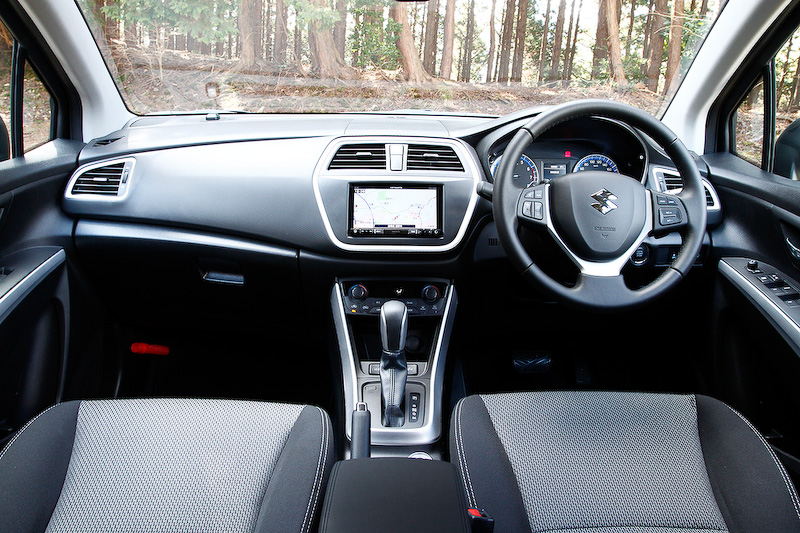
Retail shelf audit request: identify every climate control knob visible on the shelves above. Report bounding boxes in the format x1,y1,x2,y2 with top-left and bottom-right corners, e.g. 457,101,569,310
349,284,368,301
421,285,440,303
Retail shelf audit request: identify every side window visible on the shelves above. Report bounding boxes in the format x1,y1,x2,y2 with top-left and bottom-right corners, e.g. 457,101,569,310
774,27,800,179
22,62,52,152
0,21,11,161
0,17,55,161
734,78,765,167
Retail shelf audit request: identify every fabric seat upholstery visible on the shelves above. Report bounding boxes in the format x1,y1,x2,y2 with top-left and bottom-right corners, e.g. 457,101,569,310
450,390,800,533
0,398,334,533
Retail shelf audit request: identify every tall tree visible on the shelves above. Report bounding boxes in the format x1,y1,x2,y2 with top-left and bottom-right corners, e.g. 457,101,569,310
497,0,516,83
392,2,434,82
565,0,583,83
563,0,576,75
625,0,637,59
538,0,552,83
644,0,668,92
238,0,261,66
510,0,529,82
663,0,684,93
274,0,288,62
604,0,628,85
306,0,355,78
486,0,498,81
440,0,456,78
333,0,347,59
548,0,567,81
422,0,439,74
591,0,608,78
460,0,477,81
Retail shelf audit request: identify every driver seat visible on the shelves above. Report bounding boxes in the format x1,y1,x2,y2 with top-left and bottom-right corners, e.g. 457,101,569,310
450,390,800,532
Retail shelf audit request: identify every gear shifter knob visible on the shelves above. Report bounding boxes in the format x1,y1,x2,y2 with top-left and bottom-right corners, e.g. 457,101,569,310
380,300,408,353
379,300,408,427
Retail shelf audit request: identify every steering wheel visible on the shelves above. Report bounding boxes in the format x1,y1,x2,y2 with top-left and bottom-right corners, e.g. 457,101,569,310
494,100,707,311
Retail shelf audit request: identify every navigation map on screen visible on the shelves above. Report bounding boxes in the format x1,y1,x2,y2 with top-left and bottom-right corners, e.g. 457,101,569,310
351,186,439,236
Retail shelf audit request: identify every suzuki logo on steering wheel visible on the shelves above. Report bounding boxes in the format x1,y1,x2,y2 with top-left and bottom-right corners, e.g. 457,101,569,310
590,189,618,215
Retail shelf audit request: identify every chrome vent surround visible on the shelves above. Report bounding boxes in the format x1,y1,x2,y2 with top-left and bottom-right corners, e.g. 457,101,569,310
406,144,464,171
653,167,718,209
328,144,387,170
69,158,134,198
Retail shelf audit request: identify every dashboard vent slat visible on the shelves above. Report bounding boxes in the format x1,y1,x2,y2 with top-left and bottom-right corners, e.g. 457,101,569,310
71,162,127,196
93,137,122,147
329,144,387,170
406,144,464,171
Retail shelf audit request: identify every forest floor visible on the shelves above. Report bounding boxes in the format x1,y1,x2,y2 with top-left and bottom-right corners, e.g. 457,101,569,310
118,48,667,117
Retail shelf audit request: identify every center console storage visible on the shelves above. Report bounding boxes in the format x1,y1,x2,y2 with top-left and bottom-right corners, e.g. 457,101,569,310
319,458,470,533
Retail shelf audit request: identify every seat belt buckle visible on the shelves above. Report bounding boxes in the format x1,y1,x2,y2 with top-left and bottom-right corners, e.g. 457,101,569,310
467,508,494,532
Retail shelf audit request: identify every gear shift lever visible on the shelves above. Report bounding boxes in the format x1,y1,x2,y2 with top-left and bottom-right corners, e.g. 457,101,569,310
379,300,408,427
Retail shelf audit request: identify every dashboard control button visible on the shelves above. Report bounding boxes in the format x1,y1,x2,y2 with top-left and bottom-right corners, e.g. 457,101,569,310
349,284,368,301
421,285,440,303
630,244,649,266
747,259,760,272
522,201,532,218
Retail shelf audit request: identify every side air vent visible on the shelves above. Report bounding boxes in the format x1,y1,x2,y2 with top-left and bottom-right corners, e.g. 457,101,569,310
406,144,464,171
92,137,122,147
654,168,717,208
70,159,134,197
328,144,387,170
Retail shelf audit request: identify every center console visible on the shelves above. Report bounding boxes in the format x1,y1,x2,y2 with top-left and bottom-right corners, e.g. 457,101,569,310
331,277,457,448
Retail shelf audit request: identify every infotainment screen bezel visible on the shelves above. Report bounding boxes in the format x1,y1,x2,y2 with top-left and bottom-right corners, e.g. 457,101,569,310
347,183,444,238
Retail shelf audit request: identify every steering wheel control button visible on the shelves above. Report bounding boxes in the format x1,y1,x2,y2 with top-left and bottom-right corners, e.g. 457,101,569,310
659,207,683,226
534,201,544,220
522,201,533,218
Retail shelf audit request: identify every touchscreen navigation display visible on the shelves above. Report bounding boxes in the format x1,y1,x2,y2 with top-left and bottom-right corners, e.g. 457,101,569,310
349,184,442,237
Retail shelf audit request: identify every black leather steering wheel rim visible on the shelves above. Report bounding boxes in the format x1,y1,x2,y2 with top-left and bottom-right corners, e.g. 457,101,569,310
493,99,707,311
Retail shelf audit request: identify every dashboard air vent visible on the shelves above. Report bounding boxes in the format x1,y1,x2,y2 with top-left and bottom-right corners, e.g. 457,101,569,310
662,173,684,193
71,162,129,196
329,144,387,170
406,144,464,171
93,137,122,147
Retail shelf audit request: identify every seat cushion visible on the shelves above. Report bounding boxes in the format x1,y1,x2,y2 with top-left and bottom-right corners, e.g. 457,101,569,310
450,390,800,533
0,398,334,533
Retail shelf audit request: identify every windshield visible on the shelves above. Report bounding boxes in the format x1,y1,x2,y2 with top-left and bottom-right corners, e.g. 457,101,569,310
75,0,723,116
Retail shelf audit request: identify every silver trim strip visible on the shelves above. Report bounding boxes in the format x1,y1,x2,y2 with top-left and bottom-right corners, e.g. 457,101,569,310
332,284,360,436
75,220,297,259
719,258,800,357
0,249,66,324
313,136,481,252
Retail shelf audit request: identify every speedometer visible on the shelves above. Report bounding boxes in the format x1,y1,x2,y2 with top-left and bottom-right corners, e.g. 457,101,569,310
490,154,539,188
574,154,619,173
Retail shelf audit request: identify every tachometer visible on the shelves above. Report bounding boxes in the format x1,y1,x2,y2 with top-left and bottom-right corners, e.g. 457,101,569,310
574,154,619,173
490,154,539,188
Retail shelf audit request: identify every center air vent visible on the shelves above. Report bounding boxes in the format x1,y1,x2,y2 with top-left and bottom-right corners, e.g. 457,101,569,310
406,144,464,171
329,144,387,170
70,159,133,197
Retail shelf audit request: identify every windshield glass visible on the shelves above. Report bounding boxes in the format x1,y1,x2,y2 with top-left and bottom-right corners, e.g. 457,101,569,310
75,0,723,116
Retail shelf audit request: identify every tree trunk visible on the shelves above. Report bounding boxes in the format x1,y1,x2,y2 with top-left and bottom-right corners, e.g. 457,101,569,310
644,0,667,92
642,0,654,60
308,0,357,79
778,35,794,110
294,11,303,62
548,0,567,81
537,0,552,83
790,60,800,110
605,0,628,85
333,0,347,60
497,0,516,83
440,0,456,78
392,2,434,82
562,0,576,86
591,0,608,78
460,0,476,82
626,0,636,59
238,0,261,67
565,0,583,83
511,0,529,82
274,0,288,62
486,0,498,82
700,0,709,16
663,0,684,94
423,0,439,74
